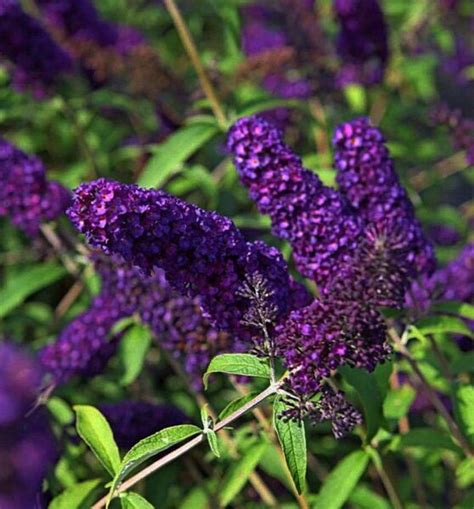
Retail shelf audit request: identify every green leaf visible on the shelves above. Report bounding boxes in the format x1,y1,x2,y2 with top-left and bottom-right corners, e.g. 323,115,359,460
314,451,369,509
109,425,202,503
49,479,102,509
206,429,221,458
120,492,154,509
410,316,473,339
273,396,307,494
119,324,152,385
218,391,260,420
74,405,121,477
236,97,303,117
452,352,474,374
383,385,416,420
431,301,474,320
453,384,474,445
343,83,367,113
390,428,460,453
349,484,391,509
0,263,66,318
219,441,267,507
203,353,270,389
340,366,384,442
138,123,219,188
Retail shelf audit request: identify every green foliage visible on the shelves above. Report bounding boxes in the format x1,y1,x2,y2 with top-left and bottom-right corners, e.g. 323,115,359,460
118,324,152,385
108,425,202,503
314,451,370,509
203,353,270,388
74,406,121,477
49,479,102,509
273,396,307,494
120,492,155,509
138,123,219,188
0,263,66,318
219,440,268,507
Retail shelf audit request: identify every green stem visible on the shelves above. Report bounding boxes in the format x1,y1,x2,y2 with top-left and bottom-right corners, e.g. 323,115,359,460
163,0,227,129
92,383,280,508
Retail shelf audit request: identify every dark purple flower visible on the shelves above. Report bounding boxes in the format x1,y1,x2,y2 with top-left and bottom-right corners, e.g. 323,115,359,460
276,294,389,398
39,297,122,383
427,224,461,247
95,254,242,388
36,0,143,54
67,179,298,340
0,0,73,98
333,117,436,275
0,342,57,509
334,0,389,86
227,115,364,287
100,401,188,449
0,138,71,235
431,104,474,166
310,387,363,439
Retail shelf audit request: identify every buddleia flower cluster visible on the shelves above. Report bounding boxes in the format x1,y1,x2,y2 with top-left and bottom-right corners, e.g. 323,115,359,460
36,0,170,96
431,104,474,166
100,401,189,449
0,342,57,509
67,179,305,342
40,252,242,387
227,114,433,434
0,137,71,235
333,0,389,86
0,0,73,98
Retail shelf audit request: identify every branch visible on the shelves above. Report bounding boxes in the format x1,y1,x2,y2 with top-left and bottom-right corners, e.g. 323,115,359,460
92,383,279,508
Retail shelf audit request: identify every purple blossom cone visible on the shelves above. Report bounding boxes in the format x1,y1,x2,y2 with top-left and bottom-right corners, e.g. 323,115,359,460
39,297,122,383
95,254,243,388
0,137,71,235
36,0,144,54
0,342,57,509
0,0,73,98
334,0,389,86
100,401,189,449
333,117,435,275
67,178,298,339
227,115,363,287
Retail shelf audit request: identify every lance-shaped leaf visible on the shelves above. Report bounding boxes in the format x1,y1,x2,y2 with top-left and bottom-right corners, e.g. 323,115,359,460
219,391,260,420
340,366,385,442
203,353,270,389
119,323,152,386
108,424,202,504
120,492,155,509
273,396,307,494
315,450,369,509
49,479,102,509
74,406,121,477
219,441,267,507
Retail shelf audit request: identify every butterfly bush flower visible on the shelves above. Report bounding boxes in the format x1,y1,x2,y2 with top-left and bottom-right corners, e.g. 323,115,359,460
95,254,243,388
39,297,122,382
0,138,71,235
227,115,363,288
0,342,57,509
100,401,189,449
333,117,436,275
36,0,144,53
431,104,474,166
0,0,73,98
334,0,389,86
67,179,300,341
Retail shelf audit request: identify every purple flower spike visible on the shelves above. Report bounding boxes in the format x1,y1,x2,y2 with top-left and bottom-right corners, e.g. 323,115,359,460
333,117,436,276
39,298,122,383
227,115,364,288
0,342,57,509
334,0,389,86
100,401,189,450
0,138,71,235
0,0,72,98
67,179,299,340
